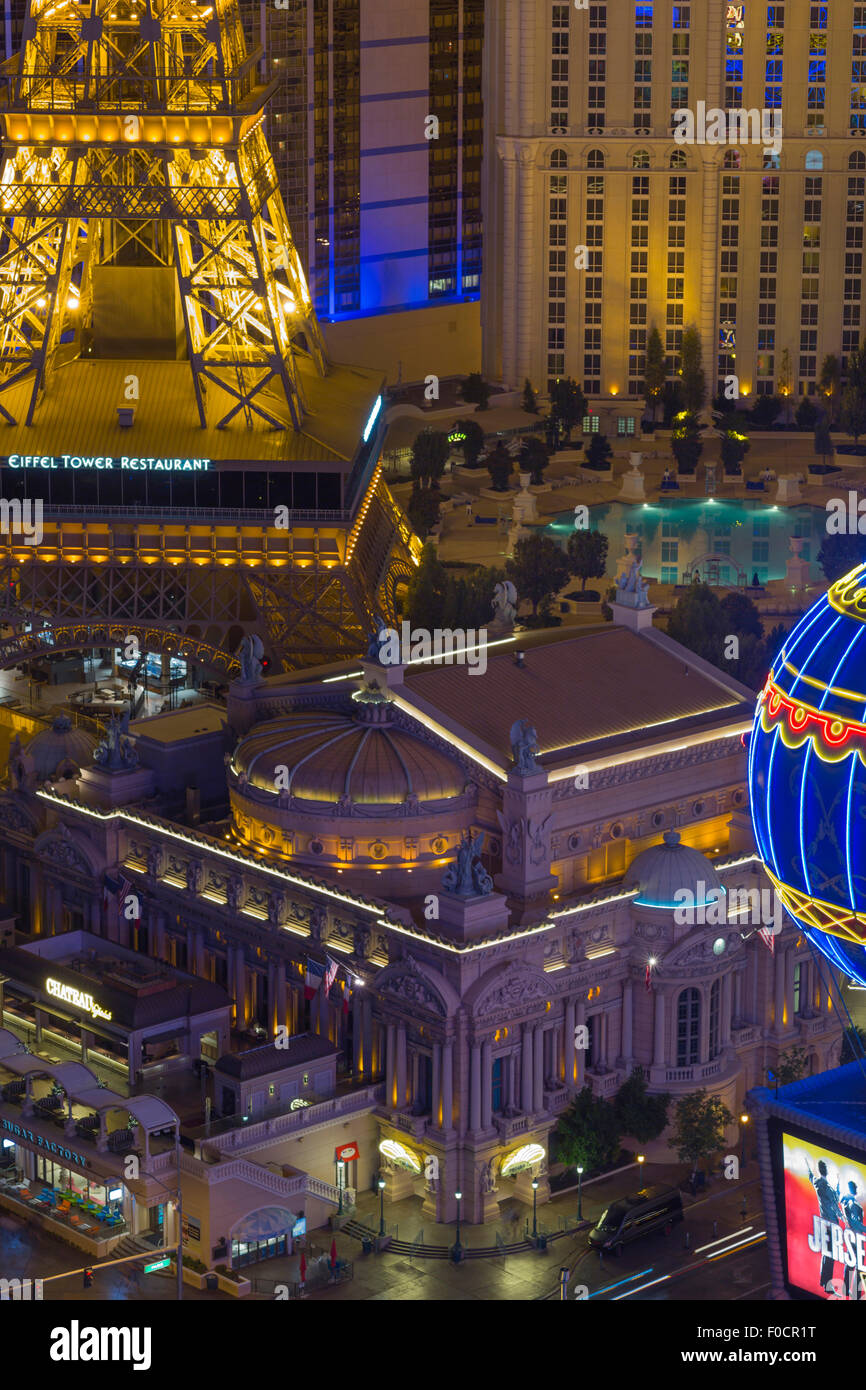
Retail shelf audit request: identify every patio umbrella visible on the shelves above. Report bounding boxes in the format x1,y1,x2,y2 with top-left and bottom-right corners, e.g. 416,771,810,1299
329,1238,337,1270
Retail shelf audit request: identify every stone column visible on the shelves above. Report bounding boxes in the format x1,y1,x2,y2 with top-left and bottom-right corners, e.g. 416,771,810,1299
385,1024,396,1108
699,987,710,1064
521,1024,534,1113
470,1043,482,1132
276,962,287,1032
441,1042,453,1131
396,1025,407,1109
576,1000,587,1087
432,1043,442,1126
481,1041,492,1129
351,989,362,1075
564,999,576,1088
621,981,634,1064
774,946,786,1034
235,950,248,1029
653,991,666,1068
363,997,373,1080
722,971,733,1045
34,1008,43,1043
533,1025,544,1112
784,951,794,1029
699,148,721,408
733,969,743,1025
516,147,539,388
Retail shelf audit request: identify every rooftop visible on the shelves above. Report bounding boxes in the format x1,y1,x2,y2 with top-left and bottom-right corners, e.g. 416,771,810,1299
4,930,230,1030
754,1061,866,1139
400,626,751,770
0,356,384,467
131,702,228,746
215,1034,339,1079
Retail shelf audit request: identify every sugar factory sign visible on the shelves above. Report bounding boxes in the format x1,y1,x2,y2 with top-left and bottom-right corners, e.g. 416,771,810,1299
46,976,113,1023
1,1117,87,1167
4,455,212,471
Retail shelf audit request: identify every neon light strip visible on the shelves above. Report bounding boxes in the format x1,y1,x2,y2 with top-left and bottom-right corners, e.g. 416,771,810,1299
788,612,844,702
765,725,783,881
799,739,814,898
782,662,866,705
846,741,858,915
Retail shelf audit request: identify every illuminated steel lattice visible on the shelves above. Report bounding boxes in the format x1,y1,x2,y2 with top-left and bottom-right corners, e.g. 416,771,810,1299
0,0,325,428
748,563,866,984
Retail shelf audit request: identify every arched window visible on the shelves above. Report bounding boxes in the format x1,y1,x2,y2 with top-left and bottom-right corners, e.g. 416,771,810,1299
709,979,721,1060
632,149,650,169
850,151,866,171
723,149,741,170
550,148,568,169
670,150,687,169
587,148,605,169
676,988,701,1066
805,149,823,170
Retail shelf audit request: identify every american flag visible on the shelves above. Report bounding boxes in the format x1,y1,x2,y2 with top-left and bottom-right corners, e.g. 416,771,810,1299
758,926,776,955
103,871,133,913
323,955,339,995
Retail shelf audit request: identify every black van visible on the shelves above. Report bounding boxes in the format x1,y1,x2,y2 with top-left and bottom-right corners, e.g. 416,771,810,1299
588,1184,683,1256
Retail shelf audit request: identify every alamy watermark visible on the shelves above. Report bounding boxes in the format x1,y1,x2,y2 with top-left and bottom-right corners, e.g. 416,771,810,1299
0,497,42,546
372,621,488,674
673,882,783,934
673,102,782,157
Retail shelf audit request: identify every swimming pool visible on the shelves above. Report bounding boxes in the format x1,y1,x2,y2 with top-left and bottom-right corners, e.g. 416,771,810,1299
545,498,823,586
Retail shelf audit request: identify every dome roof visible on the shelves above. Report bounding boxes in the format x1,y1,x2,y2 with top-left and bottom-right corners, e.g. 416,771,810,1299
624,830,722,909
232,703,467,806
26,715,96,781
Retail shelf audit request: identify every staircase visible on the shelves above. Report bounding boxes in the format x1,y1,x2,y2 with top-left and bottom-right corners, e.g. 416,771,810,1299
341,1218,569,1261
112,1233,158,1260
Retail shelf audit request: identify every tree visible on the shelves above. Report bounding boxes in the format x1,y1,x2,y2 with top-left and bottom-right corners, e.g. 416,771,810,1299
643,325,666,422
410,429,449,488
461,371,492,410
840,382,866,443
549,377,587,441
553,1086,622,1175
613,1067,670,1145
521,378,538,414
519,435,550,485
721,591,763,640
795,395,819,432
667,581,726,666
585,433,613,471
567,528,609,591
778,347,794,422
506,534,569,617
671,410,704,475
814,414,835,469
719,419,751,475
817,532,866,583
749,393,782,430
405,543,447,629
486,440,513,492
671,1090,734,1180
406,485,441,539
458,418,486,469
680,324,706,412
442,565,505,630
764,623,789,663
774,1045,811,1087
820,353,841,423
661,379,684,426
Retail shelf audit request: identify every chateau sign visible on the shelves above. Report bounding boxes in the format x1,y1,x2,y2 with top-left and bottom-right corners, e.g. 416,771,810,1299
46,976,113,1022
4,456,211,471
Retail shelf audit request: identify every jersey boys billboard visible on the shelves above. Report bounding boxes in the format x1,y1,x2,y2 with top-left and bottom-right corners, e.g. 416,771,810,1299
783,1132,866,1300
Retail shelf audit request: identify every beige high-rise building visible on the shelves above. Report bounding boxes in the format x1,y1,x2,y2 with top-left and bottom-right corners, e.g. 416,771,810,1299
482,0,866,417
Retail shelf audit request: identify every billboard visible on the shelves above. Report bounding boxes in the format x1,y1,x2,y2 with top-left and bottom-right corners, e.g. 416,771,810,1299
782,1131,866,1300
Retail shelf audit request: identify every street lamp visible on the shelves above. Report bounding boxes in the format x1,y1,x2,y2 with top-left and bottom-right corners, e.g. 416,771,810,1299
740,1113,750,1166
637,1153,646,1176
377,1177,386,1236
531,1179,539,1241
576,1165,584,1220
336,1159,345,1216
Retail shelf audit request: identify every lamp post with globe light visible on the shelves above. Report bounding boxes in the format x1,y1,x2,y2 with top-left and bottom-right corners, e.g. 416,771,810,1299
451,1190,463,1263
377,1177,386,1236
740,1113,750,1166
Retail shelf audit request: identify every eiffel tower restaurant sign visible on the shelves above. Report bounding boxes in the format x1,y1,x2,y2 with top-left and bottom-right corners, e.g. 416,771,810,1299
4,456,212,471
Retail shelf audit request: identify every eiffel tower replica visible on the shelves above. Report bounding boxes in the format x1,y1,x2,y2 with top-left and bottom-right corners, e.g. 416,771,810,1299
0,0,327,429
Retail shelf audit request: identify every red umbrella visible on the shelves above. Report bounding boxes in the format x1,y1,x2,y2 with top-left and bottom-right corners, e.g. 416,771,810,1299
299,1252,306,1282
330,1237,337,1270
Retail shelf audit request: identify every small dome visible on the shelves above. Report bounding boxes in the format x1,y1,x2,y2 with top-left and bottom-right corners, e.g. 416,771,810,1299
624,830,722,909
232,705,466,807
26,714,96,781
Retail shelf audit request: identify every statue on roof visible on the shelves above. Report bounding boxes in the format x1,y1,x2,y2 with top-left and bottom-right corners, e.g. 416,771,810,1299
238,633,265,683
615,559,652,609
491,580,518,630
510,718,539,775
93,710,138,771
442,830,493,897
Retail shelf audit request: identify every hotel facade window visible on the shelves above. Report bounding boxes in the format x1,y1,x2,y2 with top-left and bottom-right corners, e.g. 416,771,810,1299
582,152,604,395
677,988,700,1067
587,5,607,130
547,150,568,387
